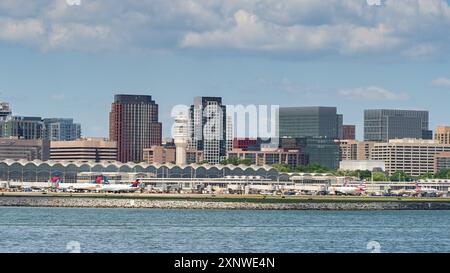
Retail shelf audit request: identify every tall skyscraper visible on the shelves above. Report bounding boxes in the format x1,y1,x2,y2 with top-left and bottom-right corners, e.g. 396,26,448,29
43,118,81,141
188,97,227,164
279,107,343,139
109,94,162,163
364,109,431,142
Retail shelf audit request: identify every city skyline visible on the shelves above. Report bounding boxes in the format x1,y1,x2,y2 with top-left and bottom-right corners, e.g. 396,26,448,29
1,1,450,139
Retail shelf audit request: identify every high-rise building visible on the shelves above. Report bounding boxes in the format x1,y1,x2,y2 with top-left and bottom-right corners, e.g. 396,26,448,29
0,116,44,139
0,138,50,161
0,102,12,120
188,97,227,164
50,138,117,162
279,107,343,139
109,94,162,163
43,118,81,141
364,109,431,142
435,126,450,145
370,139,450,176
342,125,356,140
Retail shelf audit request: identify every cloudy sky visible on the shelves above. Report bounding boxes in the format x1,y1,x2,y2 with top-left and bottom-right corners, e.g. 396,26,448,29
1,0,450,139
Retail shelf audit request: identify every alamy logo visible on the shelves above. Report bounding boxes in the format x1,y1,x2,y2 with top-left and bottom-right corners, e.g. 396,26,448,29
367,241,382,253
67,241,81,253
66,0,82,6
367,0,382,6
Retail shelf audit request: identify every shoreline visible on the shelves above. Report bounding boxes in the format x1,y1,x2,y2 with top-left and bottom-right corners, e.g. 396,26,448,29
2,193,450,210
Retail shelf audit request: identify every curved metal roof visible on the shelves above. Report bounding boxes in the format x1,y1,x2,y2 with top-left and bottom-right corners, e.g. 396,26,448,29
0,159,277,173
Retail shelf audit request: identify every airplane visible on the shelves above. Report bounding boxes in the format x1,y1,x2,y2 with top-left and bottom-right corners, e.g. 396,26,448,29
98,179,142,193
53,175,108,192
415,182,440,196
328,181,367,196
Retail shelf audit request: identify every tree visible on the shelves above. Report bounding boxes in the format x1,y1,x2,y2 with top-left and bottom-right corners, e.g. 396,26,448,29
372,172,387,181
435,169,450,179
390,171,412,182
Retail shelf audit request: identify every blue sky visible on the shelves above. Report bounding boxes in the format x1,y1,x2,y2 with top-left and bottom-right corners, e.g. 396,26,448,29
1,0,450,140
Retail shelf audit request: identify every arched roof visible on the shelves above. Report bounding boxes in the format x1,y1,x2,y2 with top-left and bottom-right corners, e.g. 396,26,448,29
0,160,278,173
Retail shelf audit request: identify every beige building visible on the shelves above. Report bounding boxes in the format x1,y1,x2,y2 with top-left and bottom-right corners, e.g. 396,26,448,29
143,146,204,165
435,126,450,144
0,138,50,161
50,138,117,162
337,140,376,161
371,139,450,176
143,146,176,164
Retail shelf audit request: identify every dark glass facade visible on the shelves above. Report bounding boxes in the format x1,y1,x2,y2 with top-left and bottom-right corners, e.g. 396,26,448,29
364,109,430,142
279,107,343,139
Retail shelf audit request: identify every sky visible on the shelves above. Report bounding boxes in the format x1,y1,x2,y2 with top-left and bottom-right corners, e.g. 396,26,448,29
1,0,450,140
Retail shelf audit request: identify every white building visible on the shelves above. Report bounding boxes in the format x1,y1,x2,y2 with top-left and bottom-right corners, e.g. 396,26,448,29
339,160,385,172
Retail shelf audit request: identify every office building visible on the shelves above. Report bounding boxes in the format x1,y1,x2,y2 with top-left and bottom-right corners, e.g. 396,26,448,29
143,146,176,165
435,126,450,145
188,97,227,164
233,138,260,151
337,140,376,161
109,95,162,163
279,107,343,139
364,109,431,142
370,139,450,176
0,116,44,139
50,138,117,162
43,118,81,141
0,138,50,161
227,148,307,167
342,125,356,140
435,152,450,172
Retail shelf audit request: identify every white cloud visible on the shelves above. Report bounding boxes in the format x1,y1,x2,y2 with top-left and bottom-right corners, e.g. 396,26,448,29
338,86,409,101
431,77,450,87
0,0,449,58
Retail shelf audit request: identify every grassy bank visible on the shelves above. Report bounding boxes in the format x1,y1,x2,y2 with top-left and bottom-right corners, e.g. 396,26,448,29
2,192,450,204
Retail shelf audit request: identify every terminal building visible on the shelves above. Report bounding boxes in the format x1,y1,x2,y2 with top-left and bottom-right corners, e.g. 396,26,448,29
0,160,281,183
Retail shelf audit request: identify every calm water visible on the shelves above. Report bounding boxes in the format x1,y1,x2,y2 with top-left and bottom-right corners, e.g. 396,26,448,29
0,207,449,253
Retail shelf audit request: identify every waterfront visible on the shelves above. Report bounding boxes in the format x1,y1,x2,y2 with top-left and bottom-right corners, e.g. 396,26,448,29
1,207,449,253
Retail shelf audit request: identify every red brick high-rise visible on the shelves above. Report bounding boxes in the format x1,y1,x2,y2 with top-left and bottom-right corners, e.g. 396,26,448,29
109,95,162,163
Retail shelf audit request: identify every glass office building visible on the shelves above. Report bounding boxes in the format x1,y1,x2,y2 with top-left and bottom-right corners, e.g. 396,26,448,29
364,109,431,142
279,107,343,139
43,118,81,141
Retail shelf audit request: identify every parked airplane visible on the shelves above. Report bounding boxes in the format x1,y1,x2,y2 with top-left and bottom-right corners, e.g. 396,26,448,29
415,182,440,196
52,176,107,192
98,179,141,193
329,181,367,196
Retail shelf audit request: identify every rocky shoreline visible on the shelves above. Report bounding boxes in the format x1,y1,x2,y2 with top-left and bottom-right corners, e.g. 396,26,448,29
1,196,450,210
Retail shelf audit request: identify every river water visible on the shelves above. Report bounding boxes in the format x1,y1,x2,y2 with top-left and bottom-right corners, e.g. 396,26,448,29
1,207,449,253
